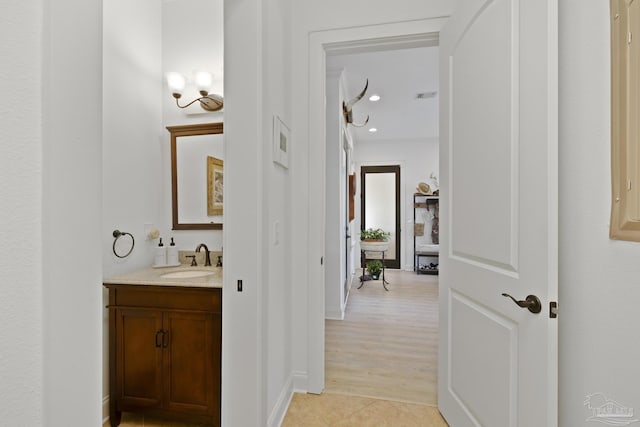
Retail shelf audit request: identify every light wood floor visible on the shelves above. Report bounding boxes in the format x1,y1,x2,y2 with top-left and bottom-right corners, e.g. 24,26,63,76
324,269,439,405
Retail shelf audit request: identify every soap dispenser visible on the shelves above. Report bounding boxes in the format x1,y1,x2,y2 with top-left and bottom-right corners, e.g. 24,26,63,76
154,237,167,267
167,237,179,266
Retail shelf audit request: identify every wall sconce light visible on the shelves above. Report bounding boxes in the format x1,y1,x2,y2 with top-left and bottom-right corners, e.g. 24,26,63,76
166,71,224,112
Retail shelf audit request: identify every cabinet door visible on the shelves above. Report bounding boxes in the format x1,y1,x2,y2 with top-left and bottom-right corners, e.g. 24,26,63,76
163,311,221,419
116,308,163,408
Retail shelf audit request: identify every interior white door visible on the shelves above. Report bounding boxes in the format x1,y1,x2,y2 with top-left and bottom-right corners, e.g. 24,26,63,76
438,0,558,426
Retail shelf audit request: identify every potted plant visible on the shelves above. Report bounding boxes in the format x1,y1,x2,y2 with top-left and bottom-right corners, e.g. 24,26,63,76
360,228,390,252
366,259,383,280
360,228,390,241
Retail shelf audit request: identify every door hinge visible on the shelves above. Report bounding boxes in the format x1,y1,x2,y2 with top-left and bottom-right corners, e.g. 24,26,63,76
550,301,558,319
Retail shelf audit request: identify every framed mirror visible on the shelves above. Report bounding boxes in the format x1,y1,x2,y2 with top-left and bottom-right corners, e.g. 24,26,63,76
167,122,224,230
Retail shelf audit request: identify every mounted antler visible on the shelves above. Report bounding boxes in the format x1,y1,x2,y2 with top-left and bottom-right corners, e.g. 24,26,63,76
342,79,370,127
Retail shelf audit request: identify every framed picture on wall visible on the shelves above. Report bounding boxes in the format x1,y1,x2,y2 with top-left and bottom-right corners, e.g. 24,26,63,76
273,115,290,169
207,156,223,216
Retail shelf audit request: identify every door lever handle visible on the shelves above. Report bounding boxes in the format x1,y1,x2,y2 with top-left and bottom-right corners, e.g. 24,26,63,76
502,293,542,314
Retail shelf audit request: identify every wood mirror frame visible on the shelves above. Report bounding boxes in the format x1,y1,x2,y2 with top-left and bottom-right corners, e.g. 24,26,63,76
167,122,223,230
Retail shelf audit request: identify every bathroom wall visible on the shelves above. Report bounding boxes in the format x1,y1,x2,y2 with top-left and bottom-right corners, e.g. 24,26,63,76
161,0,225,253
102,0,163,416
353,137,439,271
103,0,163,280
103,0,225,274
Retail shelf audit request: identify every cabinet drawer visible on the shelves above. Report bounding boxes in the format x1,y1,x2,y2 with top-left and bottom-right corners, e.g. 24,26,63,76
107,285,221,313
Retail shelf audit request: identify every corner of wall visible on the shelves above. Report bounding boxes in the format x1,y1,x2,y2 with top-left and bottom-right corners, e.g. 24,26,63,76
292,371,308,393
267,374,295,427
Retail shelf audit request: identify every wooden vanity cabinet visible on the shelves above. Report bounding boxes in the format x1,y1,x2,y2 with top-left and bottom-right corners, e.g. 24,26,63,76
105,284,221,427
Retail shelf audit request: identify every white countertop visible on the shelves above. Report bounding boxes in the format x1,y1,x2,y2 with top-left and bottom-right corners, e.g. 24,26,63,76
103,264,222,288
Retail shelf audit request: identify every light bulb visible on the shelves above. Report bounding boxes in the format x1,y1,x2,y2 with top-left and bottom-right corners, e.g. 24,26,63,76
194,71,213,95
166,72,186,97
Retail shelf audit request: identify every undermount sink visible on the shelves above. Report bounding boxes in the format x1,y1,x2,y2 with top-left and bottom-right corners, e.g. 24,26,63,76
161,270,215,279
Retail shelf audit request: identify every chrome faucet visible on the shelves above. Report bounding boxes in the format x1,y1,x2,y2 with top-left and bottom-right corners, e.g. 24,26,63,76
196,243,211,266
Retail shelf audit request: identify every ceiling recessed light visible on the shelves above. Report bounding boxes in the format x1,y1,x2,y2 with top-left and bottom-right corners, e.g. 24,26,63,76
369,94,381,102
368,128,378,133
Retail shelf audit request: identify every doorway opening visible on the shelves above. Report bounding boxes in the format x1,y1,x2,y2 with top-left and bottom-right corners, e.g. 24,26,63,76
318,24,444,405
306,17,447,396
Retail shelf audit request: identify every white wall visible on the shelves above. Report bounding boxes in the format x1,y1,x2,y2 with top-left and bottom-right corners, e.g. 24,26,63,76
353,138,439,271
0,0,44,424
103,0,163,278
263,1,293,423
558,2,640,425
102,0,163,415
163,0,224,127
223,0,293,425
43,0,104,425
7,2,633,426
162,0,225,253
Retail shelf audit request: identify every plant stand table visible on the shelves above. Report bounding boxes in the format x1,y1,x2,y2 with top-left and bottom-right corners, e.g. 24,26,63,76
358,249,389,291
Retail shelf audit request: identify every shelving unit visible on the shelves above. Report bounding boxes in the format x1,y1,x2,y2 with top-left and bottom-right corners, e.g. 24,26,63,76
413,193,439,275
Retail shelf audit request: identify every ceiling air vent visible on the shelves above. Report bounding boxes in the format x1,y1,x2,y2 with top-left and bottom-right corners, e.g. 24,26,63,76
416,91,437,100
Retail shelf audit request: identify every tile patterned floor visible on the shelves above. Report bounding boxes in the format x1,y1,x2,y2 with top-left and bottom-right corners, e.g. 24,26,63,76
282,392,449,427
104,392,449,426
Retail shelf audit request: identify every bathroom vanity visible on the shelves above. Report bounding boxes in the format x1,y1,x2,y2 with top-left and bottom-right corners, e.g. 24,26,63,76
104,266,222,426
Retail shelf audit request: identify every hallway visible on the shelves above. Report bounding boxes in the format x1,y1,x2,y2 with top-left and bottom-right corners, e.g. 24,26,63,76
325,270,439,405
282,269,445,426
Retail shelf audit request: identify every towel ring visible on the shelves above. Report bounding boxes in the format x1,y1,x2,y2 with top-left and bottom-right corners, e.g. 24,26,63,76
112,230,135,258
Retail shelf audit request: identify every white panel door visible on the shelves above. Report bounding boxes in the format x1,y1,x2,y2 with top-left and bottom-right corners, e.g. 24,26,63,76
438,0,558,426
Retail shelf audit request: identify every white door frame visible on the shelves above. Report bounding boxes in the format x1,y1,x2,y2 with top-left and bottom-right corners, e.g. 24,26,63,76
307,18,447,393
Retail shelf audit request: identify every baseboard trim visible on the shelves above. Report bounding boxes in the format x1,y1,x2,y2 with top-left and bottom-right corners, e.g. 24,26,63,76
267,374,294,427
102,395,109,425
325,308,344,320
292,371,308,392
